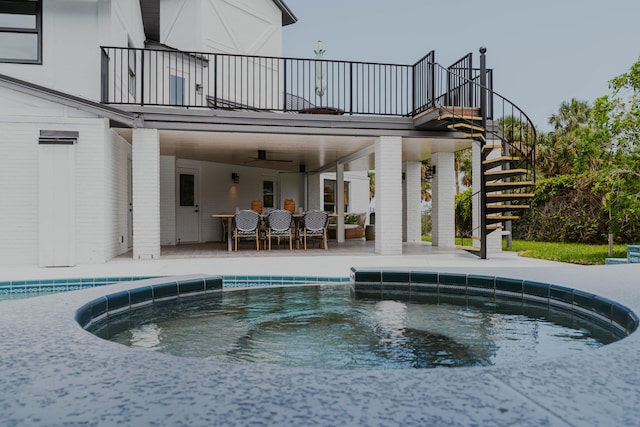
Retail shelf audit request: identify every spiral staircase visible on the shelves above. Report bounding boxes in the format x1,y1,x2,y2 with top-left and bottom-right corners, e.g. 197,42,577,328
413,50,537,259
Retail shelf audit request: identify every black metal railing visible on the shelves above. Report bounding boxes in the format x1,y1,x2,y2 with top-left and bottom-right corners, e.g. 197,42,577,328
101,46,417,116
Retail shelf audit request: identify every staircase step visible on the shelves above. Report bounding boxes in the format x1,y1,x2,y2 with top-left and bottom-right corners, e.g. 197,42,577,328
465,133,485,142
486,215,520,224
457,245,482,253
486,224,504,231
483,156,521,168
482,143,502,152
486,204,530,213
448,122,485,132
486,181,535,191
486,193,534,202
484,169,529,180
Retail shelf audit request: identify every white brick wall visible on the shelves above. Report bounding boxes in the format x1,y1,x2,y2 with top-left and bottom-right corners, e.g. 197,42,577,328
431,152,455,247
0,105,117,265
0,121,40,265
375,136,402,255
132,128,160,260
160,156,176,245
104,128,132,259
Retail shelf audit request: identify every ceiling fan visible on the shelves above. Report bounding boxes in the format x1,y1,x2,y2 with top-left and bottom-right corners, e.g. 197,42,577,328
245,149,292,163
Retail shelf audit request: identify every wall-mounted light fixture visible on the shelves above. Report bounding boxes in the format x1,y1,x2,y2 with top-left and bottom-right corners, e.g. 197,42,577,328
231,172,240,184
195,83,203,95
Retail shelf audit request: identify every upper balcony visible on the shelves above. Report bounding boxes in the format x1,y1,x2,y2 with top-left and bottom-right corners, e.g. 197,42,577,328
100,46,493,121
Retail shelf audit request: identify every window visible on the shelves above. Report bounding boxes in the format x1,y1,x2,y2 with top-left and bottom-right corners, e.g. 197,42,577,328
263,180,274,209
0,0,42,64
179,173,195,206
169,74,184,105
323,180,349,213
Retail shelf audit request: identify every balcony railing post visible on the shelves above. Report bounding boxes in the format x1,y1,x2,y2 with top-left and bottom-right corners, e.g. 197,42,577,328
100,47,108,103
213,53,218,109
467,53,473,107
283,58,288,112
429,53,435,109
140,49,145,106
479,46,488,260
349,62,353,115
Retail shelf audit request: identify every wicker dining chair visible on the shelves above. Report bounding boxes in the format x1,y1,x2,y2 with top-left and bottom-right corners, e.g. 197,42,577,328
233,209,260,251
266,209,293,250
301,210,329,250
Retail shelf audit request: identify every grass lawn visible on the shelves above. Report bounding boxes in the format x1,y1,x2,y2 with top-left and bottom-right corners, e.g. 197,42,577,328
421,235,628,265
504,240,628,265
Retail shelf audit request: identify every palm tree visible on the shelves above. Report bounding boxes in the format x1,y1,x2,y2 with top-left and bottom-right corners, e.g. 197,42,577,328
537,99,591,177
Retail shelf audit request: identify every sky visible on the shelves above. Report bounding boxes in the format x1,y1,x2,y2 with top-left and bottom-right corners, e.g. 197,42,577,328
282,0,640,132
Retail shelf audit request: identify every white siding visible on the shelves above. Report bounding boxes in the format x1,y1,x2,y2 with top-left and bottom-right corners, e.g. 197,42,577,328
0,0,145,101
161,0,283,56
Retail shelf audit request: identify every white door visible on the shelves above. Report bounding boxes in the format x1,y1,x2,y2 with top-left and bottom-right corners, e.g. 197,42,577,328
176,168,200,243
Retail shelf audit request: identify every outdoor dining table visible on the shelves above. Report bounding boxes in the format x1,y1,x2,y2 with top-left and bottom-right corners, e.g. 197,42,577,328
211,212,307,252
210,213,235,252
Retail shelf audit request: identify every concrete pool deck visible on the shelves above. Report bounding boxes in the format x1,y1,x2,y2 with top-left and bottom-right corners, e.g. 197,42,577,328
1,246,640,426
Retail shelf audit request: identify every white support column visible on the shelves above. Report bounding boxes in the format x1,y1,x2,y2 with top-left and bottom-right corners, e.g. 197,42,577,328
132,128,160,260
307,173,321,211
375,136,403,255
485,126,503,253
336,163,345,243
472,141,481,249
403,161,422,243
431,152,455,248
473,136,502,254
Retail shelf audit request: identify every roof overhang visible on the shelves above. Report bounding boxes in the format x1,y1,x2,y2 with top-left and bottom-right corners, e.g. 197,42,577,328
0,73,139,127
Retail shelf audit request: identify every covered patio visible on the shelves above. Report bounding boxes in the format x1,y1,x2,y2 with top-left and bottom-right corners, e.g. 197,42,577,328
112,108,470,261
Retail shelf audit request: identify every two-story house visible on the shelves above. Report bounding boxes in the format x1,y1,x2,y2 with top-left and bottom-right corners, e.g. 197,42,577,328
0,0,536,267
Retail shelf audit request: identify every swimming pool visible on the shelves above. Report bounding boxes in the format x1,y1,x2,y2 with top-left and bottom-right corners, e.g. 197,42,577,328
95,284,618,369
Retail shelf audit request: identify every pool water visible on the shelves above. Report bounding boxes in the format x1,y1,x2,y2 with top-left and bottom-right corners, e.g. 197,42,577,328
97,285,617,370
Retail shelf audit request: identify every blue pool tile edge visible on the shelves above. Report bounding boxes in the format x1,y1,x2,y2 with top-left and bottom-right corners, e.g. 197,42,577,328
351,267,639,336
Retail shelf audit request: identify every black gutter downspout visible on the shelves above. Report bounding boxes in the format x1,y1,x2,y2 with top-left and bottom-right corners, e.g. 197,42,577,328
479,47,488,260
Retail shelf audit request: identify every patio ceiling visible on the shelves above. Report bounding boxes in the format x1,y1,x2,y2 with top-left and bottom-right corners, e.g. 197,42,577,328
112,128,471,173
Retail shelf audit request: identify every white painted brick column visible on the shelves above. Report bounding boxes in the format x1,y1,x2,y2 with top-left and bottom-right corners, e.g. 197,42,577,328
431,152,455,248
132,128,160,260
336,163,345,243
403,161,422,243
375,136,402,255
472,140,482,249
